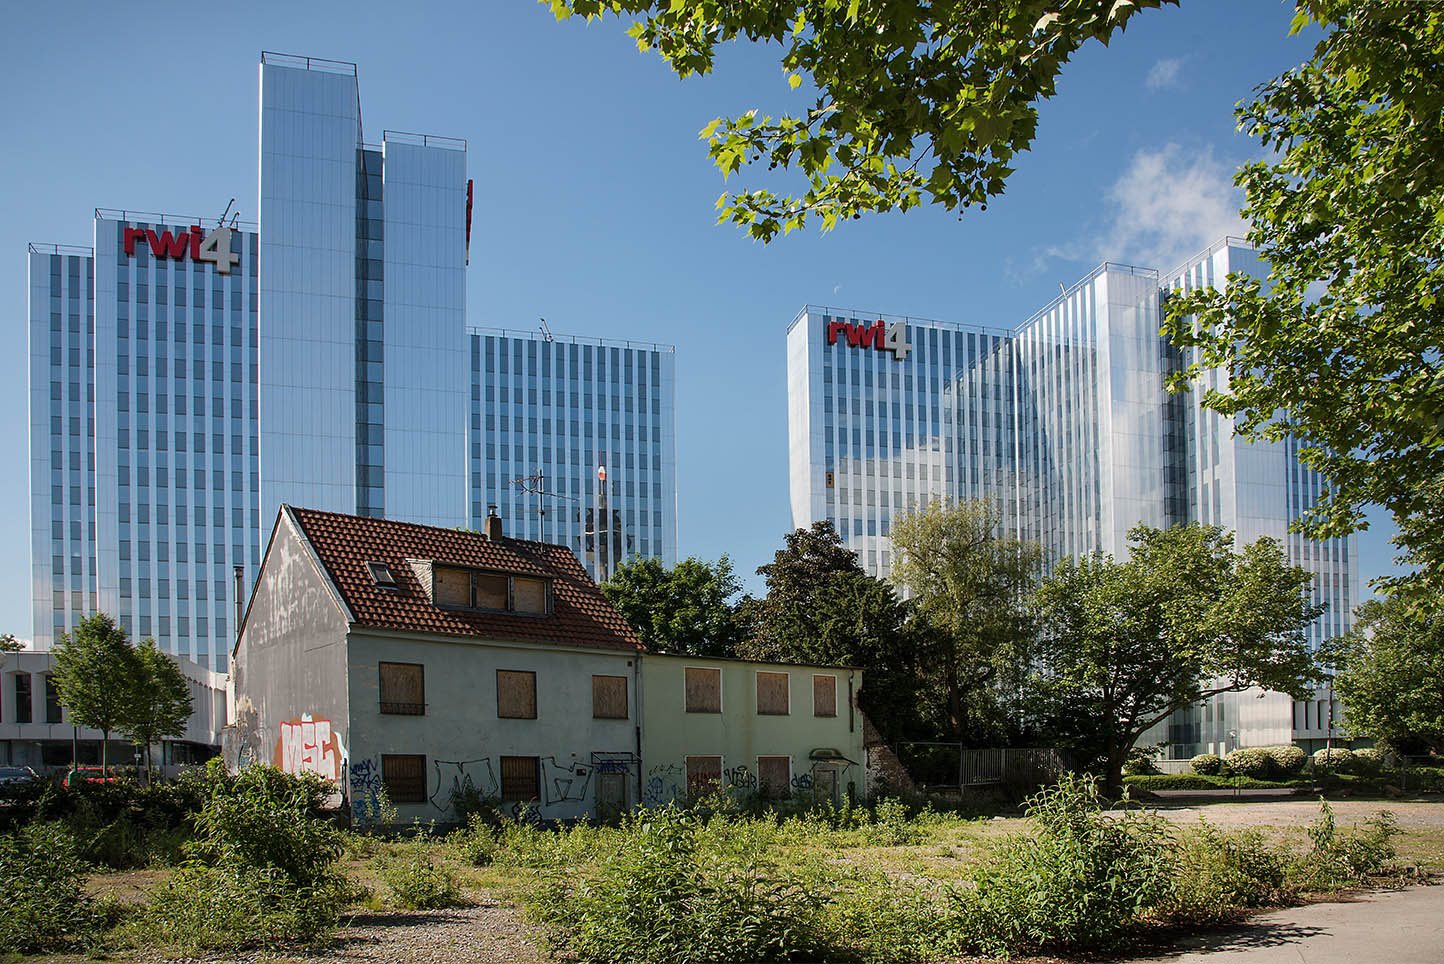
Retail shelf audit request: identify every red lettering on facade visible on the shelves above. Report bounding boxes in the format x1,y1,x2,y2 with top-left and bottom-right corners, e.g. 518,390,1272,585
146,229,189,260
189,226,204,260
122,227,147,256
826,321,847,345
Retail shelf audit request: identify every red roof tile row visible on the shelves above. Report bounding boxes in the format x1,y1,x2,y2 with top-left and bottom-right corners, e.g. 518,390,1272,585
286,506,643,652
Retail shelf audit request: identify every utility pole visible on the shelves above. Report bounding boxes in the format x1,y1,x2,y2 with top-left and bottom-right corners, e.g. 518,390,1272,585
508,469,578,545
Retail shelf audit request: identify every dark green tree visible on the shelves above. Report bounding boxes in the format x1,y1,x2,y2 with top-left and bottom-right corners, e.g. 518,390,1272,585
601,555,745,656
739,521,925,742
1034,525,1322,796
547,0,1178,240
1164,1,1444,599
119,640,195,783
52,614,139,771
887,499,1043,745
1329,596,1444,754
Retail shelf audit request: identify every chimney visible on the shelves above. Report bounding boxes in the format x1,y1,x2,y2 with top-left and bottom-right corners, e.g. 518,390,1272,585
484,504,503,541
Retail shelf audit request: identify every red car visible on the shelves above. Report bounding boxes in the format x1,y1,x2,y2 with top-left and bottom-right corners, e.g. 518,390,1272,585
64,766,118,787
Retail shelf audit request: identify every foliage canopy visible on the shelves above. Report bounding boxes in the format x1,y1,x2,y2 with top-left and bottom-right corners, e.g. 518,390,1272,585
601,555,745,656
1330,596,1444,754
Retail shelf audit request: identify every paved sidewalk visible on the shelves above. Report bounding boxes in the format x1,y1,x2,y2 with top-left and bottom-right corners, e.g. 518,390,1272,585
1124,885,1444,963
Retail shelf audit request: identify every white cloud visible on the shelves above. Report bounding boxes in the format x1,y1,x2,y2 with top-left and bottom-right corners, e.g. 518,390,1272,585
1145,56,1184,90
1096,143,1249,272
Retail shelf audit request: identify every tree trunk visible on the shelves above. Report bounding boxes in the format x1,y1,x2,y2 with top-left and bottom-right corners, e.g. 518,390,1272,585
101,728,108,772
1104,732,1126,800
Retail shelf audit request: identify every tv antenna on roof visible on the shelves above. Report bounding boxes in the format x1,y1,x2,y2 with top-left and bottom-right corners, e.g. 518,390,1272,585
539,317,553,343
217,198,236,229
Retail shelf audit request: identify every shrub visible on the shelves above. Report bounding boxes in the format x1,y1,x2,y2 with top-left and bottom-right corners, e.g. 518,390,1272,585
1294,798,1401,889
1312,747,1355,773
352,782,397,830
1124,774,1222,791
23,774,202,868
1123,750,1161,777
523,805,831,964
944,774,1174,956
449,779,507,829
0,823,101,953
141,863,349,952
1161,820,1287,924
862,797,924,847
376,825,464,909
1224,748,1276,780
450,812,500,866
1352,747,1385,776
1190,753,1223,776
1265,745,1308,776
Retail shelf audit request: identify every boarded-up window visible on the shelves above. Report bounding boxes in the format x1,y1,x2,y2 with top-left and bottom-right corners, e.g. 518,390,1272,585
497,669,537,719
475,573,509,609
381,754,426,803
592,675,628,719
813,675,837,718
756,672,790,715
513,577,547,613
685,755,722,796
684,667,721,713
379,662,425,715
757,756,791,799
500,756,540,801
434,566,471,606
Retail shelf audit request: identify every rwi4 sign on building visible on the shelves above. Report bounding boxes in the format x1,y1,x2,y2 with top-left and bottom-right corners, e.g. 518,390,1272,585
825,318,912,361
121,224,241,274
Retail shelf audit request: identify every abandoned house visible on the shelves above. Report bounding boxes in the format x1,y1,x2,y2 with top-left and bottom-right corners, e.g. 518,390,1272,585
230,505,863,822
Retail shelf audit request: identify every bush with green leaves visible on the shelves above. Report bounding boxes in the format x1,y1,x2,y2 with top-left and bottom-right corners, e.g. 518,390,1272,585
1160,820,1287,924
139,762,351,952
1312,747,1355,773
523,805,832,964
1294,799,1401,890
1189,753,1223,776
0,822,102,953
141,863,348,952
376,825,464,909
1265,745,1308,776
24,773,202,868
943,774,1174,956
1224,747,1277,780
1352,747,1386,776
449,811,500,866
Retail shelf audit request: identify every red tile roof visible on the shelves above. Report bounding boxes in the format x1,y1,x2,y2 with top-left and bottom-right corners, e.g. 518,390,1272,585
285,506,643,652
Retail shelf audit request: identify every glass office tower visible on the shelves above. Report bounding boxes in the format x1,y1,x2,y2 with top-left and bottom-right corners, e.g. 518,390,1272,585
469,328,677,583
786,239,1357,750
29,212,260,669
258,52,468,532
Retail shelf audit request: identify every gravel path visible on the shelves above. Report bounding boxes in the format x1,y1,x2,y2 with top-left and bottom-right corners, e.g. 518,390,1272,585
1141,798,1444,828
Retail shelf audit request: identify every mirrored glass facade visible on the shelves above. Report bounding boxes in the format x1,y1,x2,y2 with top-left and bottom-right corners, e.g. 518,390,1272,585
469,329,677,583
787,240,1357,749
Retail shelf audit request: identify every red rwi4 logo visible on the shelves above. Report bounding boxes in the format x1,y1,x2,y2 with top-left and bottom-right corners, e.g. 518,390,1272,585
825,319,912,362
122,224,240,275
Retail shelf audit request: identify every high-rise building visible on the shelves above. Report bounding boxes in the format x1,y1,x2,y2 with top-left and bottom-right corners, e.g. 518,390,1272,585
28,52,675,670
786,238,1355,752
468,328,677,583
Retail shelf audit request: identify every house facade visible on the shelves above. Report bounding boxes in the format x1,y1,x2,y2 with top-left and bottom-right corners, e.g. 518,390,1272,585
230,505,643,823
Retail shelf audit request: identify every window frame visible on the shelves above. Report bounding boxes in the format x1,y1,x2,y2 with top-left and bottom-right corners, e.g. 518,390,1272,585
755,671,791,716
812,674,838,718
380,753,427,804
756,755,792,800
432,563,552,616
499,755,541,802
378,661,426,716
591,674,629,720
683,666,722,714
496,669,538,720
684,754,723,797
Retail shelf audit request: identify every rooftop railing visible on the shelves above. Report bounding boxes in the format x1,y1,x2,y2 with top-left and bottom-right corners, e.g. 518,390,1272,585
95,208,258,232
260,51,357,75
467,326,675,354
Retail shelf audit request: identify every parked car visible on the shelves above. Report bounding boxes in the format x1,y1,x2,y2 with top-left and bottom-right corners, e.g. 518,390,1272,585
64,766,118,787
0,766,39,787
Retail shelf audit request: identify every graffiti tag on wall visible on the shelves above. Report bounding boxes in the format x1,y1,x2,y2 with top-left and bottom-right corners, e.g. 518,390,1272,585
274,714,346,783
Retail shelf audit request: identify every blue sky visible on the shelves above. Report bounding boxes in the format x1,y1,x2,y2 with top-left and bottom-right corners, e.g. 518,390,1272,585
0,0,1402,637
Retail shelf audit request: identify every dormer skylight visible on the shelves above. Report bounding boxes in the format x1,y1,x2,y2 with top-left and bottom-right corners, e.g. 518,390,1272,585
367,561,398,589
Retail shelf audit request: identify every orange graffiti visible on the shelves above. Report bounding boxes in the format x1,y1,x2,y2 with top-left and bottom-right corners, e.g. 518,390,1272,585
273,715,344,783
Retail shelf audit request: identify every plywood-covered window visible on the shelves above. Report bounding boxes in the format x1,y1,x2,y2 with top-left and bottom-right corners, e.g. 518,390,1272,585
497,669,537,719
685,755,722,796
379,661,425,715
434,566,472,607
684,667,721,713
757,756,791,800
500,756,540,801
381,754,426,803
813,675,837,718
756,671,790,715
513,577,547,614
474,572,509,609
592,675,629,719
